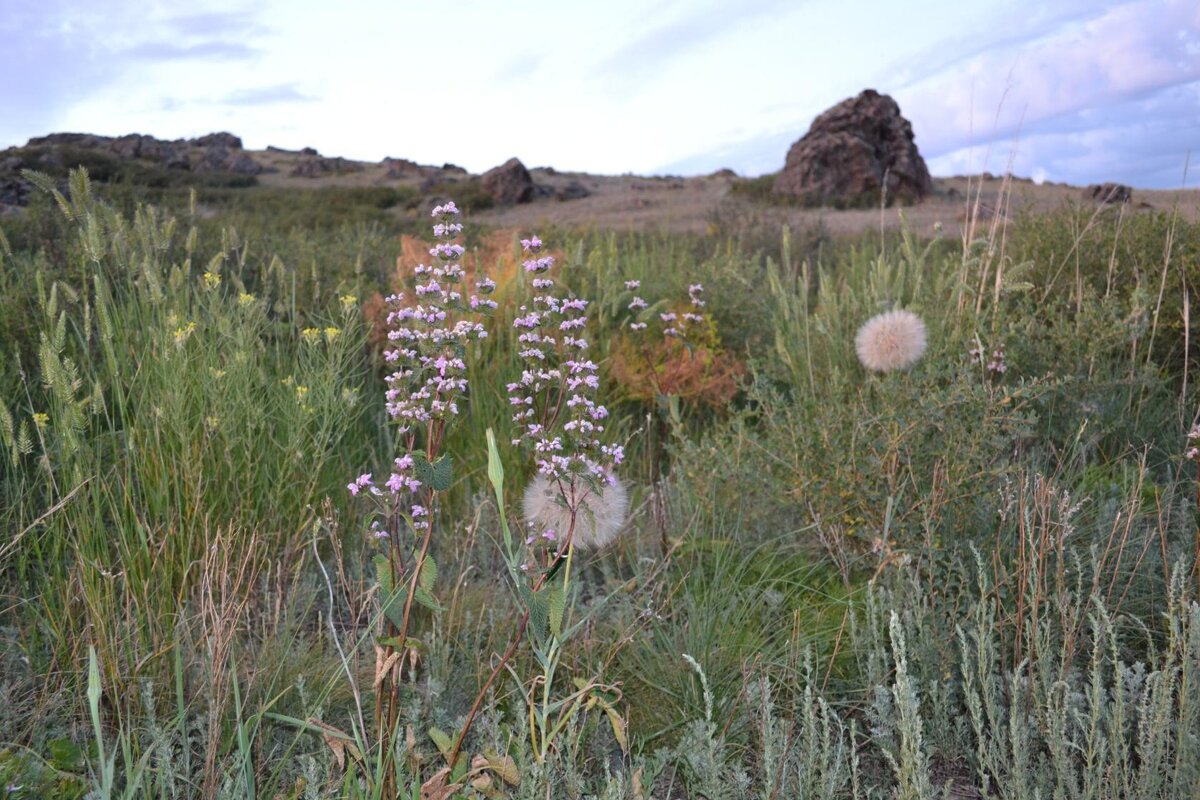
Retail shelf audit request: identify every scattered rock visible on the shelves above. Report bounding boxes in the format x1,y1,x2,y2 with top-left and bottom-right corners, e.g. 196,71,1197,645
382,157,423,178
289,156,363,178
110,133,175,161
1084,183,1132,204
441,163,468,175
774,89,932,207
189,132,243,149
267,145,319,156
0,156,25,173
480,157,534,205
0,177,32,206
191,146,262,175
554,180,590,202
223,154,262,175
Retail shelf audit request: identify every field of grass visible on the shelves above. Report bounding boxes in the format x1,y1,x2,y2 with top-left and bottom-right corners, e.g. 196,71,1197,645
1,168,1199,799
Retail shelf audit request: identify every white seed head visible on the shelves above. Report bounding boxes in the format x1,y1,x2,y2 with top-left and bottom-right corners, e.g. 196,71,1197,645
855,309,928,372
523,474,628,551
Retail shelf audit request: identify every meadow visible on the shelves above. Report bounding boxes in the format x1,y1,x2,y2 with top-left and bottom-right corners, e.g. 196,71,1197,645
1,168,1199,799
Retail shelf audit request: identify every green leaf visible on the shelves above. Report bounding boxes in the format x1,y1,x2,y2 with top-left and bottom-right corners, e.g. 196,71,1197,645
414,584,444,613
419,555,438,594
547,581,566,638
373,555,406,628
522,585,549,642
485,428,505,491
414,452,454,492
428,727,453,758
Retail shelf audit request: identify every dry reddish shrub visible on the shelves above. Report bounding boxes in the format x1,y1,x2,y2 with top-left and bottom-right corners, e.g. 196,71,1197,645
608,330,743,407
363,228,544,362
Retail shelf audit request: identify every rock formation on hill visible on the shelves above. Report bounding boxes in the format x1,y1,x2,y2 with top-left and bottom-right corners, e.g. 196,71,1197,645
19,131,261,176
774,89,932,207
481,157,535,205
1083,182,1132,204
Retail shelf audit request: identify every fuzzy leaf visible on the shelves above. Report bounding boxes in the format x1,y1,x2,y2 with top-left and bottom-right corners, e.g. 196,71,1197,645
547,581,566,638
413,584,444,613
414,452,453,492
419,555,438,594
373,555,406,628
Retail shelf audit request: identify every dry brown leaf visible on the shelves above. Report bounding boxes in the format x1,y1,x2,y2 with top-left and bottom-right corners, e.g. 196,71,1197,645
374,648,403,689
487,754,521,786
420,767,463,800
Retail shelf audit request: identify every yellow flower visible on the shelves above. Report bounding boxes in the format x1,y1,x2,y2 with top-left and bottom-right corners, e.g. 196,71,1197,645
295,385,309,403
339,294,358,311
301,327,321,344
202,272,222,290
323,326,341,342
210,368,226,379
32,412,49,428
204,415,220,431
173,321,197,347
238,292,256,306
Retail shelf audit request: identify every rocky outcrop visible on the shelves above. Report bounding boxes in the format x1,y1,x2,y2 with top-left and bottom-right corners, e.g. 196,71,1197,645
774,89,932,207
0,175,33,207
1084,183,1132,204
20,131,260,175
190,132,242,149
289,156,364,178
480,157,534,205
382,157,424,178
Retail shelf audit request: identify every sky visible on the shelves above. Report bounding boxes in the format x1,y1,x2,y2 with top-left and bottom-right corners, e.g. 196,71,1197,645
2,0,1198,188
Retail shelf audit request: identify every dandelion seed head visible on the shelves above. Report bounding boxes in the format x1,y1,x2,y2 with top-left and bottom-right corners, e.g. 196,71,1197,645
523,474,628,551
854,309,927,372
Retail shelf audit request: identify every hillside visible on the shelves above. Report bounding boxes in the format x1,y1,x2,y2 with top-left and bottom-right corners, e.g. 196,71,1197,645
3,130,1197,237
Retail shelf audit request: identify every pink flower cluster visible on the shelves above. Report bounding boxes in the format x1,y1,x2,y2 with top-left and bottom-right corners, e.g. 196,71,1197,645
1187,423,1200,462
382,201,492,431
622,279,707,340
506,235,623,482
348,201,495,532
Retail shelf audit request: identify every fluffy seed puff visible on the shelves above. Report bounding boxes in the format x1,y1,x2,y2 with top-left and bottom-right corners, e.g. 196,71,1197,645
523,475,629,551
854,309,928,372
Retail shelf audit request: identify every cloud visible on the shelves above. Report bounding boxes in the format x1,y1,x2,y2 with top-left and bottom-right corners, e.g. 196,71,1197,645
220,83,316,106
660,0,1200,187
122,40,260,61
927,82,1200,187
896,1,1200,167
164,10,270,38
594,0,799,84
0,0,126,145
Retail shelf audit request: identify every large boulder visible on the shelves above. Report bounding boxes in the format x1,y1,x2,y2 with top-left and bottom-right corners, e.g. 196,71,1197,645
1083,183,1132,204
774,89,932,207
480,157,534,205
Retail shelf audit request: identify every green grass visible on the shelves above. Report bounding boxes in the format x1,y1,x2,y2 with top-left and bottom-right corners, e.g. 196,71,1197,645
1,169,1198,798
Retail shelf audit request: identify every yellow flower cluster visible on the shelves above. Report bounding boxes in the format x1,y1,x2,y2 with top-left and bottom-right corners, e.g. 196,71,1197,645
202,272,222,290
173,321,197,346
